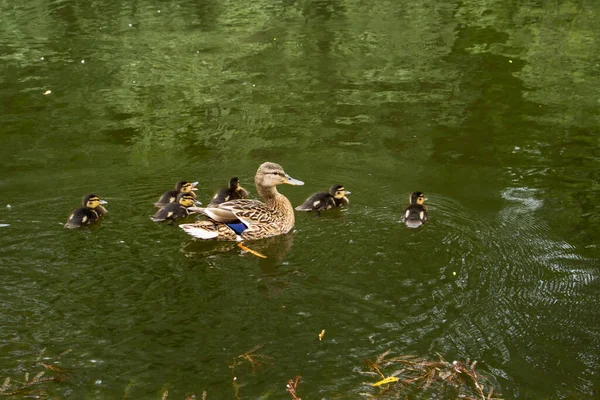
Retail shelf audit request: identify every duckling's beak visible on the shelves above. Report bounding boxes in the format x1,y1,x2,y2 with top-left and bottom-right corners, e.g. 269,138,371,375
345,191,351,195
284,174,304,186
190,182,199,191
194,200,203,206
99,200,108,204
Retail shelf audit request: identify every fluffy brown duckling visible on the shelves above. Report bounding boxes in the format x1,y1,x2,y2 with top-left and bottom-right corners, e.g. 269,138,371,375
295,184,350,214
64,194,108,229
402,191,428,228
151,192,201,223
155,180,199,208
207,177,250,207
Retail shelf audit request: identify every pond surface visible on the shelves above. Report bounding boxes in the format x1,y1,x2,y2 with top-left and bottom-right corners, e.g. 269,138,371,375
1,0,599,398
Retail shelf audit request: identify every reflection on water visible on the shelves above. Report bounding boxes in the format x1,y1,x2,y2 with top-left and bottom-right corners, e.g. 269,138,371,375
181,231,295,263
1,0,600,398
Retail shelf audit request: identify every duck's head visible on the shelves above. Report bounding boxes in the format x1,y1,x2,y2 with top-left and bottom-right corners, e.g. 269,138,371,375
329,184,350,199
410,191,427,205
255,162,304,188
177,192,200,207
176,180,199,193
83,194,108,208
229,177,241,190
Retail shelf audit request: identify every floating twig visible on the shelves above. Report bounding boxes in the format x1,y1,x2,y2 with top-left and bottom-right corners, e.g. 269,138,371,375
286,376,301,400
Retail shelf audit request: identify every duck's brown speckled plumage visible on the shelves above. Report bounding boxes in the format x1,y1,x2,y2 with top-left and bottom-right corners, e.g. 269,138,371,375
180,162,303,241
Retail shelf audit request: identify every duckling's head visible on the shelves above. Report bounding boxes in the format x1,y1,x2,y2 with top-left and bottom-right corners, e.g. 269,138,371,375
329,184,350,199
255,162,304,188
177,192,198,207
176,180,199,193
410,191,426,205
83,194,107,209
229,177,241,190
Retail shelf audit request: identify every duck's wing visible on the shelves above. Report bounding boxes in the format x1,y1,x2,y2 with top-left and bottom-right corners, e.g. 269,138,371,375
64,207,86,228
218,199,276,226
189,199,267,224
155,190,177,207
295,192,327,211
151,203,178,222
402,205,427,227
207,188,230,207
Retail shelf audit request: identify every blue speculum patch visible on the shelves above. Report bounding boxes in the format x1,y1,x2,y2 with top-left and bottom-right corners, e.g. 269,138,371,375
226,222,247,235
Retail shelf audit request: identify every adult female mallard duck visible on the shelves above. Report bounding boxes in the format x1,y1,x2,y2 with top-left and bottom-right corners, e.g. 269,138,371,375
64,194,108,229
295,184,350,213
155,180,199,208
402,191,428,228
151,192,202,223
180,162,304,241
207,177,250,207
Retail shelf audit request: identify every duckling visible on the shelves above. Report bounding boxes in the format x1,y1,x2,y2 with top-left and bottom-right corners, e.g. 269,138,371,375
151,192,201,223
64,194,108,229
402,191,428,228
207,177,250,207
155,180,199,208
295,184,350,213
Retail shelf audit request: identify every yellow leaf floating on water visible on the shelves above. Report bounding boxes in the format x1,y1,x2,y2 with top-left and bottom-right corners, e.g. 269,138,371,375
43,90,52,95
372,376,399,386
318,329,325,341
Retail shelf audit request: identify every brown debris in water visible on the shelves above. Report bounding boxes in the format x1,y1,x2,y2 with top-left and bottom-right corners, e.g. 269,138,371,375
362,351,502,399
286,375,301,399
228,344,274,399
160,389,202,399
229,344,273,375
0,348,71,397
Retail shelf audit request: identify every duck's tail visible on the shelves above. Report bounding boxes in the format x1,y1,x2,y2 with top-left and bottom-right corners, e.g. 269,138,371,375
180,222,219,239
180,220,239,240
404,218,424,228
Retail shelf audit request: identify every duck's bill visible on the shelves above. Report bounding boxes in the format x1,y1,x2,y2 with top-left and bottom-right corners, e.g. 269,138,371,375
99,200,108,204
284,175,304,186
194,200,203,206
345,191,351,195
190,181,199,190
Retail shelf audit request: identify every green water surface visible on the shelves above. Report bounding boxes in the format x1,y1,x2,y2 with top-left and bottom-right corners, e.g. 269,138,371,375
1,0,599,398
